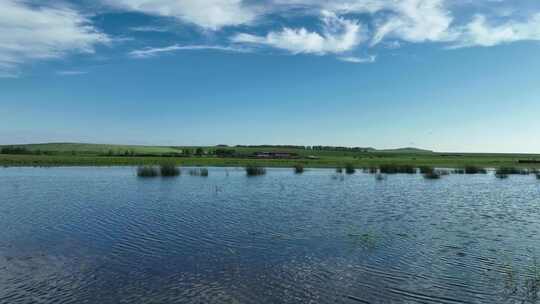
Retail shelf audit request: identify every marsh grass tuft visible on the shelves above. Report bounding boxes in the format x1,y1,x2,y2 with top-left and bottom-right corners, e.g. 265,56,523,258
189,168,209,177
345,163,356,174
452,168,466,174
423,171,441,179
246,165,266,176
363,167,378,174
137,166,159,178
294,164,304,174
464,165,487,174
375,174,386,181
379,164,417,174
421,166,443,179
160,164,180,177
495,167,530,178
419,166,434,174
336,167,343,174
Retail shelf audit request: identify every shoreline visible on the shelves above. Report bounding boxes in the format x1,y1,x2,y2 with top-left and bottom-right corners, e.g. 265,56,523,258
2,154,539,169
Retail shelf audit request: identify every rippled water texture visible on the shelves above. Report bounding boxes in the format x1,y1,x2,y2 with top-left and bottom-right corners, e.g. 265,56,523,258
1,167,540,303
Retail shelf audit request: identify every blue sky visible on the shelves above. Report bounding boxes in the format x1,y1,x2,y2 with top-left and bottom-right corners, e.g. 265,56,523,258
1,0,540,152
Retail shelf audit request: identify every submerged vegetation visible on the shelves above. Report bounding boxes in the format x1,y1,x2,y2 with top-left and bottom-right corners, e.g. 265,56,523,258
379,164,417,174
464,165,488,174
496,167,531,178
189,168,209,177
294,164,304,174
160,164,181,177
345,164,356,174
137,166,159,178
246,165,266,176
422,167,441,179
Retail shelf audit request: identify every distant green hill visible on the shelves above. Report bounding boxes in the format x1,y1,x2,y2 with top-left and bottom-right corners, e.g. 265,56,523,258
0,143,181,155
0,143,432,155
379,147,434,154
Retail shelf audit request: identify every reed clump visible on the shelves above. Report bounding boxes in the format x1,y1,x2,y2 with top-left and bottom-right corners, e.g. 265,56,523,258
423,171,441,179
336,167,343,174
189,168,209,176
294,164,304,174
495,167,512,179
137,166,159,178
419,166,434,174
495,167,530,178
246,165,266,176
345,163,356,174
464,165,487,174
160,164,181,177
452,168,466,174
363,167,378,174
379,164,417,174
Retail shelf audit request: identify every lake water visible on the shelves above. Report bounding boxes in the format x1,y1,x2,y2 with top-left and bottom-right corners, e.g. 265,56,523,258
1,167,540,303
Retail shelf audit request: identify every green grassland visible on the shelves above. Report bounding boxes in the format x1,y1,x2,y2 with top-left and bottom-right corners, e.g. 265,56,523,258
0,143,539,168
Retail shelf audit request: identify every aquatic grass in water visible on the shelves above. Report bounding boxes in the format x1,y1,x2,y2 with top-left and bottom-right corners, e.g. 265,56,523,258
423,171,441,179
421,166,443,179
245,165,266,176
363,167,378,174
160,164,180,177
137,166,159,178
495,167,530,178
345,164,356,174
293,164,304,174
336,167,343,174
379,164,417,174
419,166,434,174
375,174,386,181
189,168,209,177
452,168,466,174
464,165,488,174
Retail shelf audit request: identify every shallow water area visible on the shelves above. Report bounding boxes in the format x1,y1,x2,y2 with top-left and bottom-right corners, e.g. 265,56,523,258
1,167,540,303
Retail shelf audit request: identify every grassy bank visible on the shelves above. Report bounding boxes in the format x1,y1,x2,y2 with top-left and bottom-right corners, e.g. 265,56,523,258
1,153,540,169
0,143,539,168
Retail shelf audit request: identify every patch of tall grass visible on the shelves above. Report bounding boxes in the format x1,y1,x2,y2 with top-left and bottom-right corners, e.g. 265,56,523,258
345,163,356,174
246,165,266,176
294,164,304,174
464,165,487,174
189,168,209,176
495,167,530,178
160,164,180,177
137,166,159,177
419,166,434,174
363,167,378,174
379,164,417,174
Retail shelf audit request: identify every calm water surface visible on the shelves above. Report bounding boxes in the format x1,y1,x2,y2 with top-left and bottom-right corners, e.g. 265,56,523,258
1,167,540,303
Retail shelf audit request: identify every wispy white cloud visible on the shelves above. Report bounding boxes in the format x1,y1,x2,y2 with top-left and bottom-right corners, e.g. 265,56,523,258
338,55,376,63
129,44,250,58
370,0,455,45
56,70,88,76
0,0,109,77
129,26,170,33
105,0,259,30
231,11,365,55
453,13,540,48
